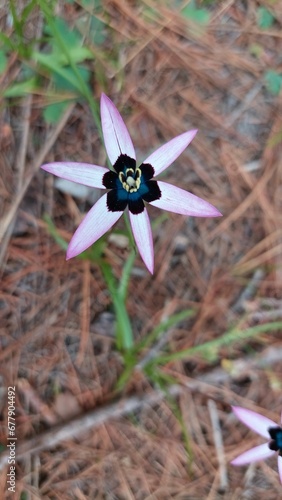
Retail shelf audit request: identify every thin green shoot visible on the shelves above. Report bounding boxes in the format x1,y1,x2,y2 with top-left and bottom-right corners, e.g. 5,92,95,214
37,0,102,138
152,321,282,366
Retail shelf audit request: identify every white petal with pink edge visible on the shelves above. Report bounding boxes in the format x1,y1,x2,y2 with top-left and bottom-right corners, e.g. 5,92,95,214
41,162,107,189
129,208,154,274
278,456,282,484
232,406,277,439
101,93,135,165
150,181,222,217
143,130,197,176
66,194,123,259
231,443,275,465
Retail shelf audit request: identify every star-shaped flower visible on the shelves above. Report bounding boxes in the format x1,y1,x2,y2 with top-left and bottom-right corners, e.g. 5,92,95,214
231,406,282,483
41,93,221,273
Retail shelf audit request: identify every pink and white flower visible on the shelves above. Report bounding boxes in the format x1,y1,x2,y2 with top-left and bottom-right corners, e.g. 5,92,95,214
231,405,282,483
41,93,221,273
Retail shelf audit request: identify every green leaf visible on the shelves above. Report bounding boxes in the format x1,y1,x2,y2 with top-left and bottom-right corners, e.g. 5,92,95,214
201,0,218,4
257,7,274,30
37,0,102,137
33,51,90,94
45,17,81,50
9,0,22,37
182,2,210,25
43,101,70,124
82,0,101,6
265,70,282,95
3,77,38,97
20,492,29,500
52,66,91,93
0,32,15,50
32,45,93,69
21,0,37,25
0,50,7,74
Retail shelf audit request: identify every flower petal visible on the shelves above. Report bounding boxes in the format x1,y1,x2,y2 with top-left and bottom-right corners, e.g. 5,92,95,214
143,130,197,176
231,443,275,466
66,194,123,259
149,181,222,217
101,93,135,165
232,406,277,439
129,208,154,274
278,456,282,484
41,162,107,189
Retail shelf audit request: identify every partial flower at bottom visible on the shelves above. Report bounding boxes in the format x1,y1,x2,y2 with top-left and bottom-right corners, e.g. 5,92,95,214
231,405,282,484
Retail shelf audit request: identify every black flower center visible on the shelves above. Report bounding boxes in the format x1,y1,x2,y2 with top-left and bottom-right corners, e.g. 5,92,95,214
268,426,282,456
102,154,161,215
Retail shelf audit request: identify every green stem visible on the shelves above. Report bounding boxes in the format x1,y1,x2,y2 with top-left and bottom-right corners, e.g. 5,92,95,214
101,261,133,351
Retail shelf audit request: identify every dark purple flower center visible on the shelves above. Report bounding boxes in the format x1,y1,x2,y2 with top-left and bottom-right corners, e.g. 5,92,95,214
102,154,161,215
268,426,282,455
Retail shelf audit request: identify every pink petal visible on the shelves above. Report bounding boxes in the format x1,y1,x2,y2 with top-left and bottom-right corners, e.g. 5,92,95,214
232,406,277,439
278,456,282,484
149,181,222,217
66,194,123,259
100,93,135,165
129,208,154,274
143,130,197,176
41,162,107,189
231,443,275,466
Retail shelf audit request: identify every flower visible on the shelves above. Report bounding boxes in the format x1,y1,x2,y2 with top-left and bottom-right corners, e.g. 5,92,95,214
41,93,221,273
231,405,282,483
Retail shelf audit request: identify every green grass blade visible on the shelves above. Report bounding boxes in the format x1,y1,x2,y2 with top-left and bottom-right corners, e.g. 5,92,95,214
0,32,16,51
135,309,195,353
154,321,282,365
43,214,68,250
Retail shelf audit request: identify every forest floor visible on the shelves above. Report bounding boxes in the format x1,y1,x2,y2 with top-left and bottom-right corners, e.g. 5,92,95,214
1,1,282,498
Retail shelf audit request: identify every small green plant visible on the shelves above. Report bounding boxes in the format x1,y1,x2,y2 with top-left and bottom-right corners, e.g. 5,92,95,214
257,7,275,30
1,0,109,130
264,70,282,95
181,0,210,26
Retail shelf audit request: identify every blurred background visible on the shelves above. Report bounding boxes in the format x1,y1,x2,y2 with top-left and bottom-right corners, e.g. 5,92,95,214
1,1,282,498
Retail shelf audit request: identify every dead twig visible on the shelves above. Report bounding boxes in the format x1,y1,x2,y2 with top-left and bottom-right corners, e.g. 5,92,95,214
0,94,33,268
232,269,265,314
0,103,75,244
208,399,228,493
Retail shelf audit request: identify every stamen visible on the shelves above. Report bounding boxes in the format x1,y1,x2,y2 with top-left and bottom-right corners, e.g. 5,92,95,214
119,167,141,193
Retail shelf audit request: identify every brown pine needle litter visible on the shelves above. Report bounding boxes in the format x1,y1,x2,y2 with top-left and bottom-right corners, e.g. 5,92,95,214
1,1,282,498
